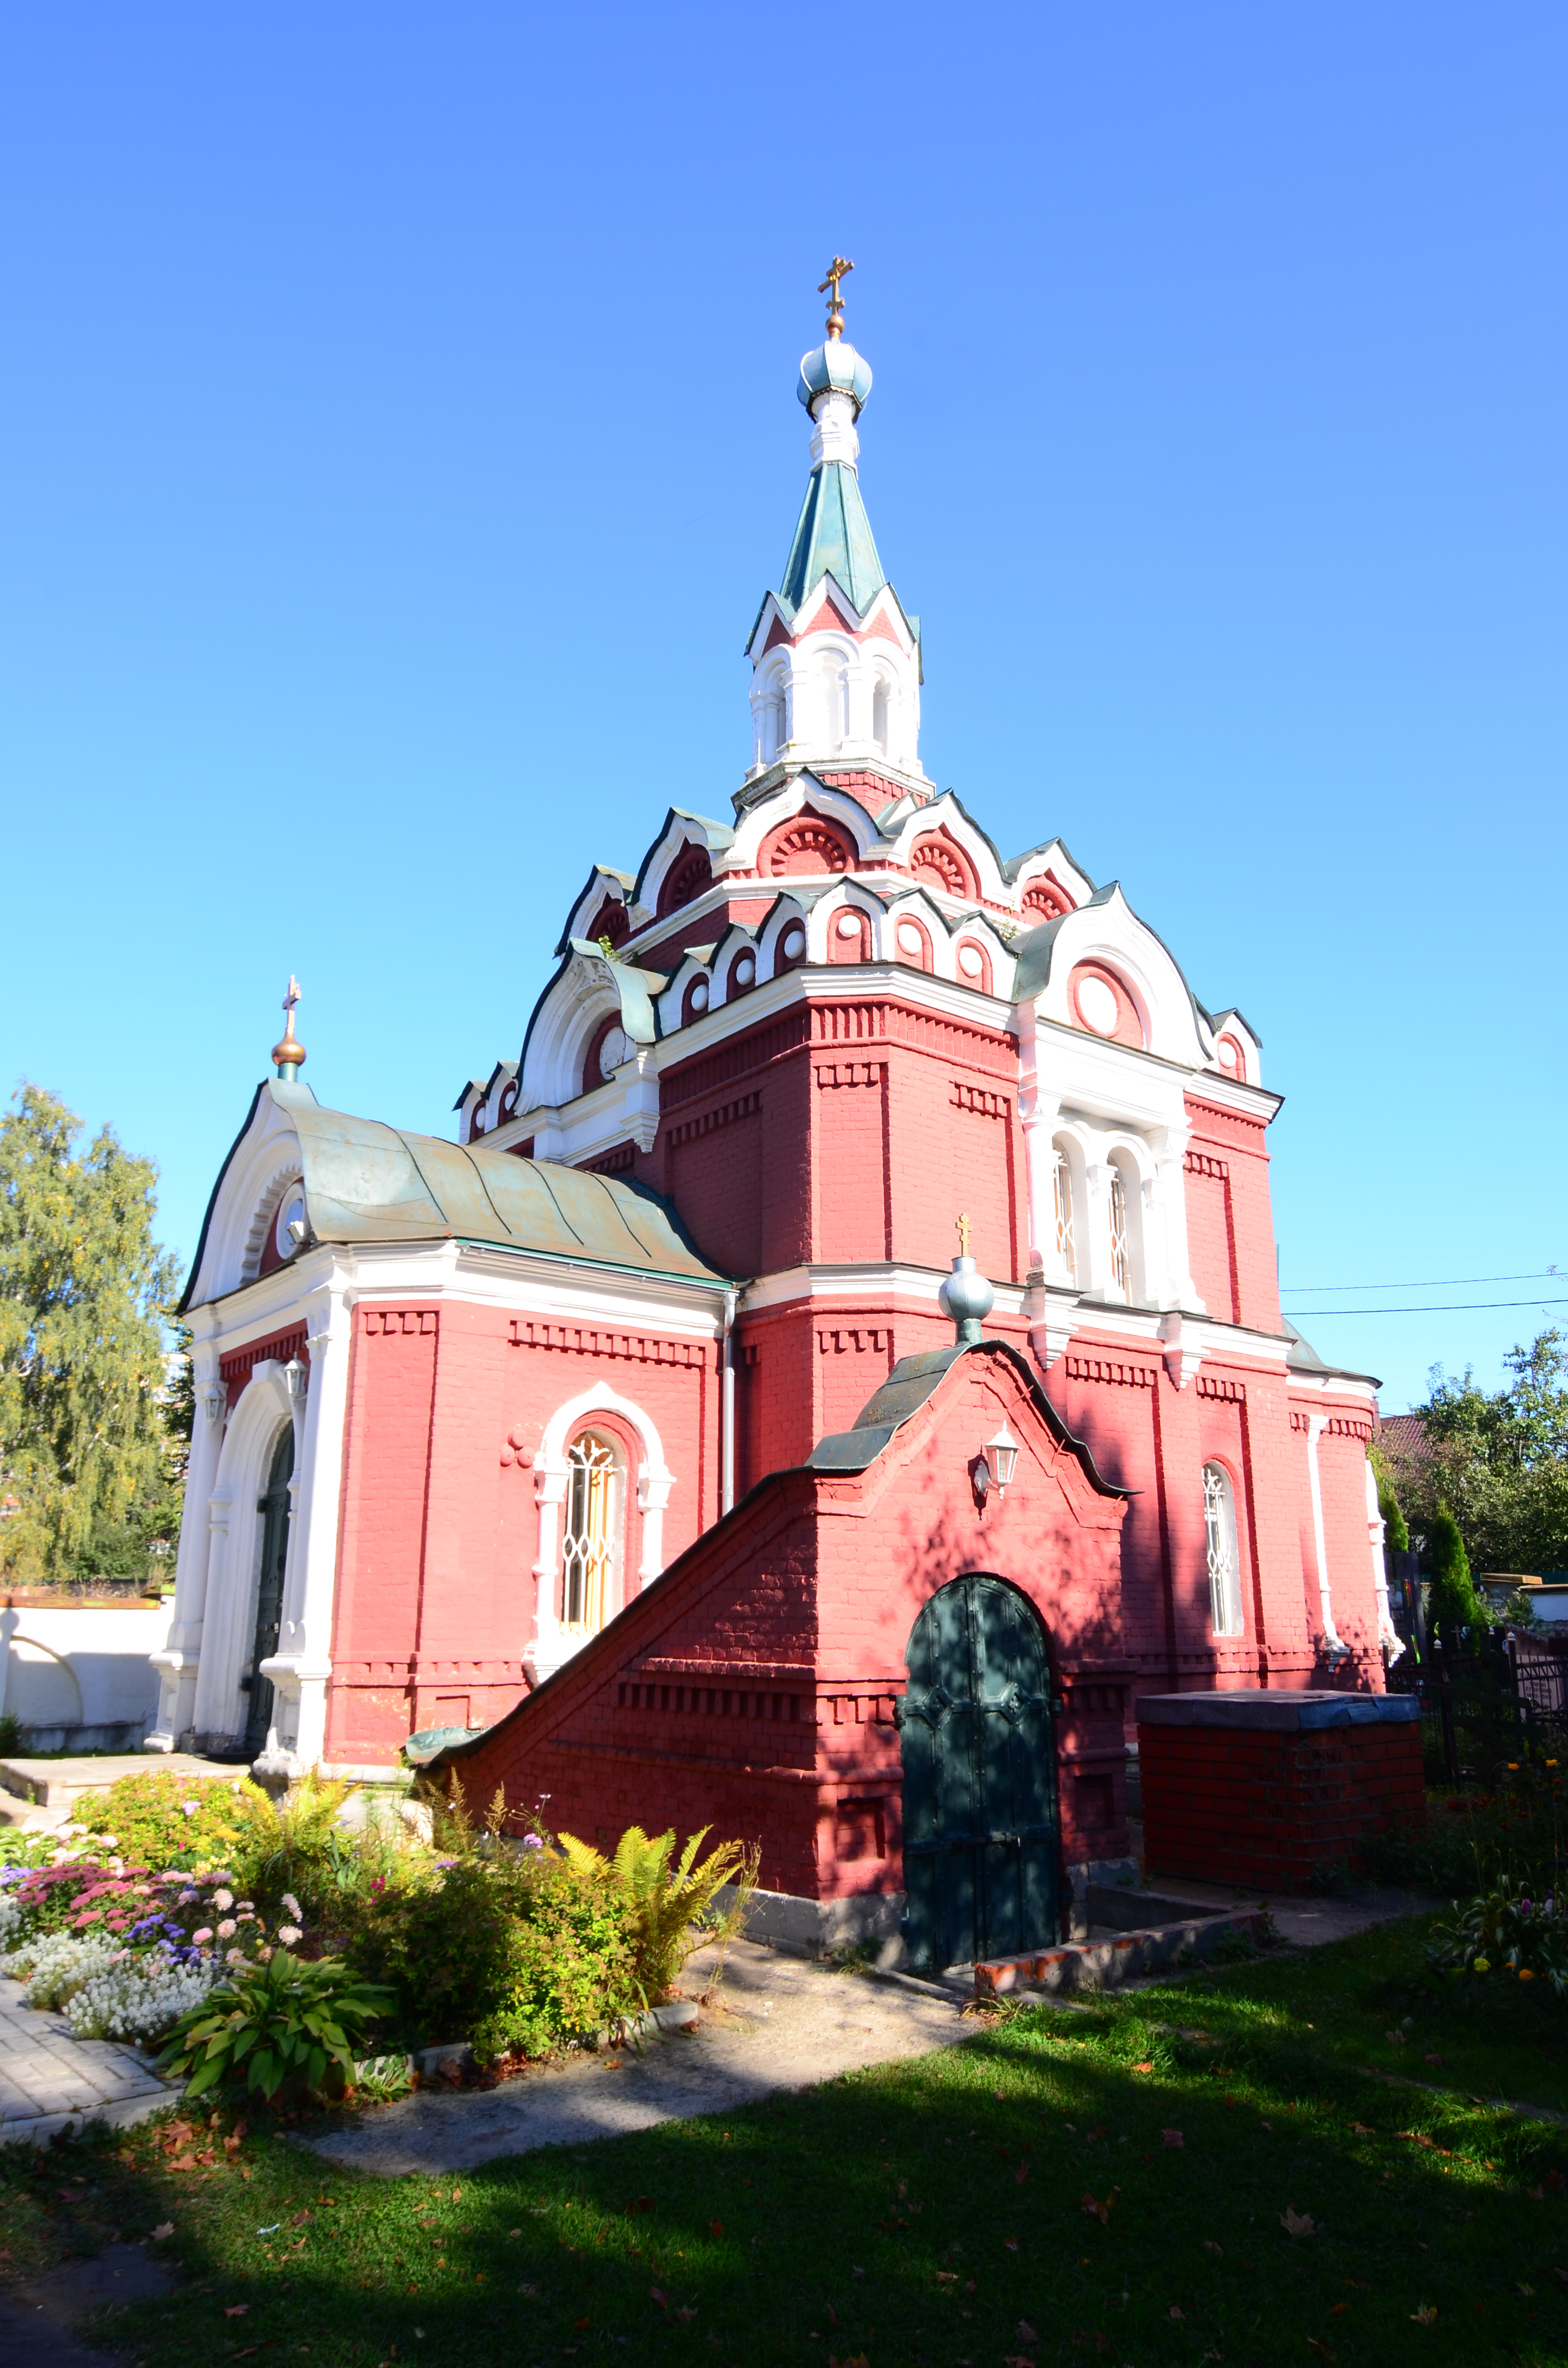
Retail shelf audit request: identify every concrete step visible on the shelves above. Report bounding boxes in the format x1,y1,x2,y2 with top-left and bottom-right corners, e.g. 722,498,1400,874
0,1753,234,1810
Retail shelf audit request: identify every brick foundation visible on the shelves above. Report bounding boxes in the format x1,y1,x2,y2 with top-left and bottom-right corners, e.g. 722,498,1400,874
1138,1690,1424,1893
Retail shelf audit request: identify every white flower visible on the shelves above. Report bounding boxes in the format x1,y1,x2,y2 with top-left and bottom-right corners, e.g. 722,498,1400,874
212,1888,234,1911
277,1925,302,1947
216,1919,237,1940
226,1947,245,1966
281,1893,302,1921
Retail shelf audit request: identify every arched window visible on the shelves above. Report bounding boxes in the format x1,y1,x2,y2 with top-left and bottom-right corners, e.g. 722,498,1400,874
871,679,890,754
561,1432,619,1635
1051,1145,1077,1282
820,654,848,749
1203,1464,1244,1636
1107,1167,1131,1298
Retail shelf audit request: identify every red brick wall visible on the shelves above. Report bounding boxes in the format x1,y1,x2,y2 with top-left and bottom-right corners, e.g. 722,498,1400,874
1139,1715,1424,1890
451,1342,1133,1903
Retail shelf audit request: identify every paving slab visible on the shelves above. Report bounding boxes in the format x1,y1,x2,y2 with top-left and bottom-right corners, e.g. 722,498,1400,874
0,1752,236,1811
308,1937,981,2177
0,1977,175,2149
1135,1876,1443,1948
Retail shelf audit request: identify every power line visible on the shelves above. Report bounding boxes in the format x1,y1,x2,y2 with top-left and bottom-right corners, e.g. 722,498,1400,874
1283,1296,1568,1318
1283,1269,1562,1295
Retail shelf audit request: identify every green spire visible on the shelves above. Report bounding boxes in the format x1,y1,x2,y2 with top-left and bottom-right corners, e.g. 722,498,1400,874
778,461,887,619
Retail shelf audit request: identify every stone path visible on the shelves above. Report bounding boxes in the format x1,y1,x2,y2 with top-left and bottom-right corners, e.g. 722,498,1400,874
0,1977,175,2149
0,2244,172,2368
309,1939,980,2177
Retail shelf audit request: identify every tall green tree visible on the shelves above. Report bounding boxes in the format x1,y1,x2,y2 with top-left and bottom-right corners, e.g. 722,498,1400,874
0,1085,184,1580
1383,1328,1568,1579
1425,1505,1486,1641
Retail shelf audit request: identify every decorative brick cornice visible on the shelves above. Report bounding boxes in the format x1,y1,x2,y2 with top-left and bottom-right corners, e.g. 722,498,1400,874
1325,1414,1374,1442
814,1061,886,1089
1184,1150,1230,1181
360,1310,437,1338
1290,1408,1311,1433
1197,1374,1245,1402
508,1321,708,1368
577,1141,637,1175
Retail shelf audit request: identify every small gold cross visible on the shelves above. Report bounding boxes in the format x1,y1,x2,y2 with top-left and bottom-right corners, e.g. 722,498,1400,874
956,1211,971,1257
818,256,854,339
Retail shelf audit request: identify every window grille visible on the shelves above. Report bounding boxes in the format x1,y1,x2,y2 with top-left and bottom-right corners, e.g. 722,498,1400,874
1204,1463,1244,1636
562,1432,617,1633
1108,1167,1131,1297
1051,1147,1077,1281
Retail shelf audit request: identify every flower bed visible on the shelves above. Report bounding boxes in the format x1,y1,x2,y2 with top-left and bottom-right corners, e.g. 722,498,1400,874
0,1768,754,2101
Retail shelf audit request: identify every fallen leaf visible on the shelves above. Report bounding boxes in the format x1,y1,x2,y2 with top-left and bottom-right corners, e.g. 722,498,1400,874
625,2196,655,2215
936,2272,957,2285
1162,2129,1185,2148
1017,2322,1038,2343
225,2303,249,2318
709,2219,723,2238
1306,2342,1336,2362
1003,2357,1036,2367
151,2222,174,2242
1410,2304,1437,2326
1280,2208,1316,2239
1351,2124,1374,2136
1423,2054,1442,2066
1518,2283,1535,2298
675,2306,697,2324
1015,2161,1029,2186
1203,2240,1222,2256
1331,2302,1347,2314
1004,2236,1019,2251
573,2314,592,2330
650,2289,669,2309
1131,2060,1153,2074
1169,2305,1186,2320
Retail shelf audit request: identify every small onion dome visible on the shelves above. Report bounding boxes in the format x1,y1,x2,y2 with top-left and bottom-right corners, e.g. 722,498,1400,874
798,337,873,417
271,1026,306,1074
938,1255,995,1345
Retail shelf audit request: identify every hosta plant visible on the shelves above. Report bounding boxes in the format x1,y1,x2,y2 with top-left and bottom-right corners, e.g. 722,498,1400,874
159,1949,391,2103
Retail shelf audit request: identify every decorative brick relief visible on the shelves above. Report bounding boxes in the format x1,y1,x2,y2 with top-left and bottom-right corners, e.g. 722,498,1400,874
1184,1150,1231,1181
1197,1374,1246,1402
1063,1354,1156,1390
665,1091,761,1149
360,1311,437,1338
815,1061,886,1090
951,1082,1011,1120
220,1323,308,1389
817,1327,891,1355
1290,1409,1312,1433
1326,1414,1374,1442
578,1142,637,1175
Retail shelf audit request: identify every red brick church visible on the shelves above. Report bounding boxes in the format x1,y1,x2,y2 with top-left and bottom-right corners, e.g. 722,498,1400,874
157,271,1396,1967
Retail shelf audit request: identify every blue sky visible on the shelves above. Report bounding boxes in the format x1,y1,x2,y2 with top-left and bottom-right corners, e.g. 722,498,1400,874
3,3,1563,1412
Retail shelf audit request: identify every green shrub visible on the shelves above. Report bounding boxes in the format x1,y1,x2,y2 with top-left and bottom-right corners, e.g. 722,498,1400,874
350,1849,641,2060
0,1711,26,1756
159,1949,391,2103
1427,1874,1568,1996
71,1768,274,1872
556,1823,758,2004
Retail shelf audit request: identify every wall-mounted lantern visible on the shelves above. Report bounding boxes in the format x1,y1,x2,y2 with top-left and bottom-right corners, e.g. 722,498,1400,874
282,1357,308,1402
203,1381,228,1424
982,1422,1021,1497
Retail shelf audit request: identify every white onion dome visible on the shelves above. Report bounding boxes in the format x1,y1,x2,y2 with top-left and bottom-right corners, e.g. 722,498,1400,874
798,337,873,418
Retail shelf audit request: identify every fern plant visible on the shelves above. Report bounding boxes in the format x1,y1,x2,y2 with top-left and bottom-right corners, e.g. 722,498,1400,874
555,1825,757,2003
159,1948,391,2102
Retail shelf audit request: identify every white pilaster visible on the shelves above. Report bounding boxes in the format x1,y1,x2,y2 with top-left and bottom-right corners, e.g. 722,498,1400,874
1306,1415,1349,1665
254,1286,352,1776
147,1334,227,1751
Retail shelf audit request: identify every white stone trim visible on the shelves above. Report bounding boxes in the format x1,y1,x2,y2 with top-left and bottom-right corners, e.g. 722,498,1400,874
530,1383,675,1680
188,1362,297,1750
1306,1415,1349,1665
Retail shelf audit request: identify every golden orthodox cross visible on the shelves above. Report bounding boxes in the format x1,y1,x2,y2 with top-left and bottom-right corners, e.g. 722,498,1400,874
282,975,301,1023
956,1211,971,1257
818,256,854,338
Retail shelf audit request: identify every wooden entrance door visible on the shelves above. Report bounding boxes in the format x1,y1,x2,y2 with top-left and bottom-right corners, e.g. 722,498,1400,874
244,1428,294,1756
897,1575,1060,1972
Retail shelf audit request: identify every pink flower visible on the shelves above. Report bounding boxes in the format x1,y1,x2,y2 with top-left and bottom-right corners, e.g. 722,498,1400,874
192,1927,214,1946
212,1888,234,1912
181,1802,199,1818
225,1947,245,1966
281,1893,301,1921
216,1919,237,1939
277,1925,302,1947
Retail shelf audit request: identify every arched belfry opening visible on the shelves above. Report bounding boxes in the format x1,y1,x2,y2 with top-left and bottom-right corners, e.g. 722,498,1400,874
896,1574,1060,1971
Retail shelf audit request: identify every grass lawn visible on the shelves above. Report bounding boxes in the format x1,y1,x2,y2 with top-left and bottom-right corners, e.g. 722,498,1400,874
5,1912,1568,2366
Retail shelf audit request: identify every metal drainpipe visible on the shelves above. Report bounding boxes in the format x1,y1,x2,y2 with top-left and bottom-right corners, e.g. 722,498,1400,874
721,1286,738,1516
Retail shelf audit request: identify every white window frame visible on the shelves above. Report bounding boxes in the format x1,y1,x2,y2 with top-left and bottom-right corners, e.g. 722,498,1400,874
561,1431,620,1635
1204,1463,1244,1637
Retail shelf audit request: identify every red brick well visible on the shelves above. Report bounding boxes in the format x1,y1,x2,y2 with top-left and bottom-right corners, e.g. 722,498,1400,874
1137,1690,1425,1894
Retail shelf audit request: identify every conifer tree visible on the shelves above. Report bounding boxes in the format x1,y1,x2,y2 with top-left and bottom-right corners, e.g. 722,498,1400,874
0,1085,183,1579
1426,1504,1485,1643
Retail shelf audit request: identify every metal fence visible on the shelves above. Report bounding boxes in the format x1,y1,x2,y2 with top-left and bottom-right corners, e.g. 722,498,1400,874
1386,1627,1568,1783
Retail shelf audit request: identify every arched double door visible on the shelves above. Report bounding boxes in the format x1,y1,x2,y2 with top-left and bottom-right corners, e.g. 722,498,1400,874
897,1574,1060,1972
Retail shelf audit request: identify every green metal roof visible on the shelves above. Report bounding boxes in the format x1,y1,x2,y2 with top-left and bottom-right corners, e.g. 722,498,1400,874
778,461,887,619
181,1083,728,1311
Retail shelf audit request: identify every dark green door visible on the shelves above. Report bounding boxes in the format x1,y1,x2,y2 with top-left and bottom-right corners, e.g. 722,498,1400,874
897,1575,1060,1971
244,1428,294,1755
